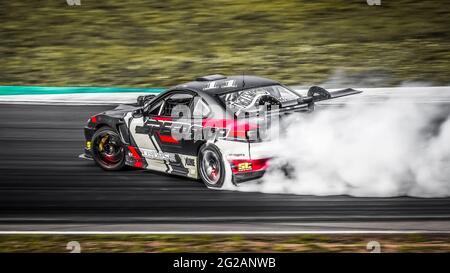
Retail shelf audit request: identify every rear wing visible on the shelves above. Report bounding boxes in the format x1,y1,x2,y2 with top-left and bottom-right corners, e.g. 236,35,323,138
299,86,362,104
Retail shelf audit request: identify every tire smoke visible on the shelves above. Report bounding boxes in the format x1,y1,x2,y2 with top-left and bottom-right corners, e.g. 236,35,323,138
237,99,450,197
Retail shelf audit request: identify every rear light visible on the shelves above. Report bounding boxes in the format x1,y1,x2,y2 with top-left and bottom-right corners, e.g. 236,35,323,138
90,116,97,124
230,158,270,174
134,161,143,168
127,146,144,168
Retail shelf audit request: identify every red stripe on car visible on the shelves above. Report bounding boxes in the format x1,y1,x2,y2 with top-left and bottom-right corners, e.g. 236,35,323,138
156,132,180,144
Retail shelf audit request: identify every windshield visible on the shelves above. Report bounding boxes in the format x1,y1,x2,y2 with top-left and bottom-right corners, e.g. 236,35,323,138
219,85,300,111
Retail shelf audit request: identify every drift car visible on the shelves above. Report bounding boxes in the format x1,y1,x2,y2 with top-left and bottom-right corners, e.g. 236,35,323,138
81,75,361,188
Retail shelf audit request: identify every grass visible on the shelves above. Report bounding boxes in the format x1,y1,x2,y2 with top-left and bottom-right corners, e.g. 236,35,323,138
0,0,449,88
1,234,450,253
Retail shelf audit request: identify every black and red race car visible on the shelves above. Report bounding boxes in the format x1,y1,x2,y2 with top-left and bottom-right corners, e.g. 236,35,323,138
81,75,361,188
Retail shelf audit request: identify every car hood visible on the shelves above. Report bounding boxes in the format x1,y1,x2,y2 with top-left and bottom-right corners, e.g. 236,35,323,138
102,104,139,118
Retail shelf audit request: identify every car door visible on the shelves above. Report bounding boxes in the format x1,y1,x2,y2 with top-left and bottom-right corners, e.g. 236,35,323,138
128,93,167,173
129,91,196,176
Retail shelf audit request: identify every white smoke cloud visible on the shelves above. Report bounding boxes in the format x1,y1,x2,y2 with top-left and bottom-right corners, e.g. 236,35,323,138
236,99,450,197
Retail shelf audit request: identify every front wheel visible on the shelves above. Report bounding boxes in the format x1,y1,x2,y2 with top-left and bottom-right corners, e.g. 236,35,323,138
91,126,125,171
198,145,226,188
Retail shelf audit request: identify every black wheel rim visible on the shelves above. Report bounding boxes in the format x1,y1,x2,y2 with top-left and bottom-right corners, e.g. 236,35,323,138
93,131,124,166
201,150,221,185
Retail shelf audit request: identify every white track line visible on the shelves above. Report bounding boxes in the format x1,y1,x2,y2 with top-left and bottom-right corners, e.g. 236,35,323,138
2,215,450,221
0,230,449,234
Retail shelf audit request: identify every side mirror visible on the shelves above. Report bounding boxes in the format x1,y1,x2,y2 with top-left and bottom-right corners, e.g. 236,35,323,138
132,108,144,118
137,94,156,107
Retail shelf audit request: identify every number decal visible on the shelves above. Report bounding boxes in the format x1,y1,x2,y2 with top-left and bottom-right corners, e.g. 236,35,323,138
202,80,236,90
222,80,237,88
203,81,218,90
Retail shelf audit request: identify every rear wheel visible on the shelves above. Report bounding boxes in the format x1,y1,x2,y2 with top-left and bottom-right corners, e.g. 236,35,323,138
91,126,125,171
198,145,225,188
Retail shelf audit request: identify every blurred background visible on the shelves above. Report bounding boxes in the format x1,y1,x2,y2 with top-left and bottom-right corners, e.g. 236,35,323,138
0,0,449,88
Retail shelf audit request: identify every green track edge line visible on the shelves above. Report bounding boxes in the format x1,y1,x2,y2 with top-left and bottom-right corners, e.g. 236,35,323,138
0,86,165,96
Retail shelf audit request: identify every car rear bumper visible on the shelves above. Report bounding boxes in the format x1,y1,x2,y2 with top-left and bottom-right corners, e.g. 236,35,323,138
229,157,270,183
233,170,266,183
216,138,274,184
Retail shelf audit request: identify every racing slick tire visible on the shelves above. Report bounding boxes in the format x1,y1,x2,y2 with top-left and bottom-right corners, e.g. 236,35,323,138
91,126,126,171
198,144,226,189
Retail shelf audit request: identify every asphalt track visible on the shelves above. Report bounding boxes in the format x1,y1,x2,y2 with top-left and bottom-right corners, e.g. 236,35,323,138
0,102,450,232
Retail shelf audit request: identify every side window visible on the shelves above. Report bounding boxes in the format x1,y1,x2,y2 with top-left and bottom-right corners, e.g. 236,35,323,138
193,98,211,118
147,100,164,116
160,93,194,117
274,85,299,101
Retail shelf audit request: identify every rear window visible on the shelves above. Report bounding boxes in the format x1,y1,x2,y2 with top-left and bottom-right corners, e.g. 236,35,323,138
219,85,299,111
192,98,211,118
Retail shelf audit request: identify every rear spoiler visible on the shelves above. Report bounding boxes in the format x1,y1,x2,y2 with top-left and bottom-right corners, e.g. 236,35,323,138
301,86,362,104
281,86,362,107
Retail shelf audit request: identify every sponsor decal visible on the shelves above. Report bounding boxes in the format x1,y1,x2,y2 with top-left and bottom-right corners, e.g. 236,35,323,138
238,162,252,172
202,80,237,91
185,157,196,167
136,118,229,142
231,159,270,174
141,149,176,162
228,153,246,158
